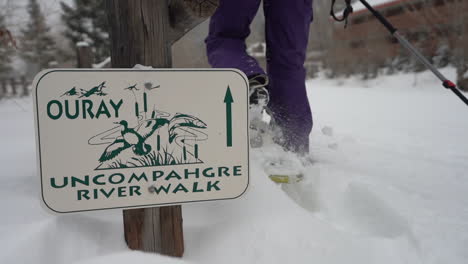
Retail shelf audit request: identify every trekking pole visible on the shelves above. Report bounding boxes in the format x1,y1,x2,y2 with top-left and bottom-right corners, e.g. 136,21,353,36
360,0,468,106
330,0,468,106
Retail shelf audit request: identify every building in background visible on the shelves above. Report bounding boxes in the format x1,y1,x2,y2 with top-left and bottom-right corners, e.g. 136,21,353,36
327,0,468,86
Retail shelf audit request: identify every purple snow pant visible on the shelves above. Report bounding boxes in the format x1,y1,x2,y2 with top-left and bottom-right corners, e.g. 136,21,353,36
205,0,313,154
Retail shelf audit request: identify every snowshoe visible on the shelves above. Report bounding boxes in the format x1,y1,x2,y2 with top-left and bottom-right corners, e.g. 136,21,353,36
262,153,305,184
269,174,304,184
248,74,310,184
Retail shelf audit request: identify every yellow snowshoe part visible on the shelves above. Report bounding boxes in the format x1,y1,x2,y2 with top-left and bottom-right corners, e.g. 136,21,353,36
269,174,303,184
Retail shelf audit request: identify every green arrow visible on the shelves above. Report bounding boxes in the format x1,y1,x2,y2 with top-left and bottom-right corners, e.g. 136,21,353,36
224,86,234,147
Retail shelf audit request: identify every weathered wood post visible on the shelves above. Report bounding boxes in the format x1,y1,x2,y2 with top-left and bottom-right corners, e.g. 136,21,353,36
21,76,28,96
0,79,6,98
104,0,214,257
76,42,93,68
105,0,182,256
10,77,16,97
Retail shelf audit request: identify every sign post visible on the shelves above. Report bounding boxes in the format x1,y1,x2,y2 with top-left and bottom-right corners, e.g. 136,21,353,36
105,0,179,255
34,69,249,255
33,69,249,253
34,70,249,211
33,1,247,257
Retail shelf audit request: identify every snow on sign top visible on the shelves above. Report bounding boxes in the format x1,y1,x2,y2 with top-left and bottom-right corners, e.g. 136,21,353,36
32,69,250,213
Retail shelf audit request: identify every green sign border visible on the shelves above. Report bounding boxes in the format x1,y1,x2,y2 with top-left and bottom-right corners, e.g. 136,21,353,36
35,69,250,213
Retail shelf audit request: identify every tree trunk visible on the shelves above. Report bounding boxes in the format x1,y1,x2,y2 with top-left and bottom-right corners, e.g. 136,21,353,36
21,76,28,96
105,0,184,257
1,79,6,98
10,78,16,97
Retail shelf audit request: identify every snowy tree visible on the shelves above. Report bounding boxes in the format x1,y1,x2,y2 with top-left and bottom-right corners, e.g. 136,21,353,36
433,42,450,68
451,1,468,91
60,0,109,63
313,0,349,77
20,0,57,71
401,0,468,89
0,15,14,77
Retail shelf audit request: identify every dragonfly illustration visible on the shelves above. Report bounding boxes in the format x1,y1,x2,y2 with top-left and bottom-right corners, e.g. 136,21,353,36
125,84,139,91
79,82,106,98
144,82,160,90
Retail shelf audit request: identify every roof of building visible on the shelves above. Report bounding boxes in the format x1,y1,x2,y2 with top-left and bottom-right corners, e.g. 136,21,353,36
351,0,407,14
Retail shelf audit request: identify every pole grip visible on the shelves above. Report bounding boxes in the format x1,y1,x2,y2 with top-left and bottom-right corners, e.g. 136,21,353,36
448,85,468,107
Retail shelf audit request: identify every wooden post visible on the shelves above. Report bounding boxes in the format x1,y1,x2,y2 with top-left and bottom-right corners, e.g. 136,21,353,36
21,76,28,96
0,79,6,99
76,42,93,68
105,0,184,257
10,78,16,97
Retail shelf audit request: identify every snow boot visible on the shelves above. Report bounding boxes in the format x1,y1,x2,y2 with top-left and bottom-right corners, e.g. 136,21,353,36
249,74,270,148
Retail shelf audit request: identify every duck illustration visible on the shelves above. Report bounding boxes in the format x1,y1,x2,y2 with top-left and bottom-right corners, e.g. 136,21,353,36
99,119,169,162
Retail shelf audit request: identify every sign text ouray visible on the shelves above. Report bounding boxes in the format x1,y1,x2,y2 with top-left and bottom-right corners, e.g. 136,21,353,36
49,165,244,201
46,99,124,120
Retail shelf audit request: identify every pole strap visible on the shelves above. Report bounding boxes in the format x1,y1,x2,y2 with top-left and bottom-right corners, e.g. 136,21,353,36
330,0,353,28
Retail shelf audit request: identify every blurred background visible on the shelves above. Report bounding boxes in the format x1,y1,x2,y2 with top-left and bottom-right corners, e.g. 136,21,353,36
0,0,467,95
1,2,468,264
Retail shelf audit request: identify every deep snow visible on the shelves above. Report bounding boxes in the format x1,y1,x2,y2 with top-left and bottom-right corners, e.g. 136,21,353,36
1,68,467,264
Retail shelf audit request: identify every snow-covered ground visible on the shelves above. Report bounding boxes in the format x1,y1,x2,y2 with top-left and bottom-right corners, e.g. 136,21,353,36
1,68,467,264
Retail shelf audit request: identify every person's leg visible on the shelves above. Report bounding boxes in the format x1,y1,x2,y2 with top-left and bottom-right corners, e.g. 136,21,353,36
263,0,313,154
205,0,264,77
